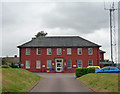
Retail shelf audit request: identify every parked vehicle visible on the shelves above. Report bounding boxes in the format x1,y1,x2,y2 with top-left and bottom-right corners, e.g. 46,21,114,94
87,66,101,70
95,66,120,73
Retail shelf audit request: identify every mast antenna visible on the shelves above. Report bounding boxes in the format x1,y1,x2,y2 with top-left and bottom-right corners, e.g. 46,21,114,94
104,2,117,66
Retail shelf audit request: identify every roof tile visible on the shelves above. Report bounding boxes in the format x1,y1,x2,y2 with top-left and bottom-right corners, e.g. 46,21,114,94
17,36,101,48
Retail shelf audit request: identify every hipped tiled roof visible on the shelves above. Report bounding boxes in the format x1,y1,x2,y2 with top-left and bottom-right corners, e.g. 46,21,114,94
17,36,101,48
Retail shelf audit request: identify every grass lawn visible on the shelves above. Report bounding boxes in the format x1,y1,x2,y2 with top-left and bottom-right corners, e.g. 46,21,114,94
78,73,119,92
2,68,41,93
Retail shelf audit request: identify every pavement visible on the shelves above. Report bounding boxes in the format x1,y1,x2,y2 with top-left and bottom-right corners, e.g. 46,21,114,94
30,73,93,92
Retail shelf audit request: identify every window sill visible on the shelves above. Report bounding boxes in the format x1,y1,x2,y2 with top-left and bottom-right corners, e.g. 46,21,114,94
88,54,93,55
47,68,51,69
67,67,72,69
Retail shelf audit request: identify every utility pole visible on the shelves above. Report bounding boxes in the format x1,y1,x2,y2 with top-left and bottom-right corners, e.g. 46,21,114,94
104,2,117,66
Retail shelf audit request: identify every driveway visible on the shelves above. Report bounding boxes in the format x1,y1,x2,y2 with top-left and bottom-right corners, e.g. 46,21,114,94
31,73,93,92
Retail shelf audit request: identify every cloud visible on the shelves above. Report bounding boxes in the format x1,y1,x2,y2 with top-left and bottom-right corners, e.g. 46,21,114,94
2,2,56,56
1,2,118,61
41,2,109,34
81,28,110,59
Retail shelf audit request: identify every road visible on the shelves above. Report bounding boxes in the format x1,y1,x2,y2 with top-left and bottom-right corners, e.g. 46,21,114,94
31,73,93,92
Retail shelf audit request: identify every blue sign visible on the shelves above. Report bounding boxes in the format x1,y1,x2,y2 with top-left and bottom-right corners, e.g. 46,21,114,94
21,64,24,67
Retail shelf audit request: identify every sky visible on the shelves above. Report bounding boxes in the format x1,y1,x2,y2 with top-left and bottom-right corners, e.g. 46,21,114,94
1,1,119,62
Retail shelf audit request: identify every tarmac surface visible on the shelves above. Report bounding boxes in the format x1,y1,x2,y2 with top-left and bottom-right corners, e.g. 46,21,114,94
31,73,93,92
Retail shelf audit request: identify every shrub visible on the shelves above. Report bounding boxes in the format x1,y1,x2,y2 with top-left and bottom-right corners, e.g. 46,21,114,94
75,68,88,78
75,68,82,77
11,65,19,68
75,67,95,78
9,63,19,68
87,67,95,73
1,65,10,68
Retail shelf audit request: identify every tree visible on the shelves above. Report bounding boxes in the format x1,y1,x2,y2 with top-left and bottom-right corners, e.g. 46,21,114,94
35,31,47,38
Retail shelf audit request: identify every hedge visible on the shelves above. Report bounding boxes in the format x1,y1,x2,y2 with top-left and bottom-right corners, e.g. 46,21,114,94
1,65,11,68
75,67,95,78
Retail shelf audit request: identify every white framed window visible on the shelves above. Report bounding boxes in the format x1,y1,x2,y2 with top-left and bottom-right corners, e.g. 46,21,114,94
78,60,82,68
67,60,72,68
26,48,30,55
26,60,30,69
77,48,82,55
88,60,93,66
37,48,41,55
88,48,93,55
47,48,51,55
67,48,71,55
47,60,51,69
36,60,41,69
57,48,62,55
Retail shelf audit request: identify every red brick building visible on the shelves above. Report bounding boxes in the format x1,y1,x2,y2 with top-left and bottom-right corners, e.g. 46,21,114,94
18,36,105,73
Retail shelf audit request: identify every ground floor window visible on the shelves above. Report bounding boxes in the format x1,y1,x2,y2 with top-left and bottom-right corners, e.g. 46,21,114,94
78,60,82,68
36,60,41,69
26,60,30,69
88,60,93,66
47,60,51,69
67,60,72,68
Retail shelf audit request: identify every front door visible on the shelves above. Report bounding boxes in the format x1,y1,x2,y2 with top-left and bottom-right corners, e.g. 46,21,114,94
56,59,63,72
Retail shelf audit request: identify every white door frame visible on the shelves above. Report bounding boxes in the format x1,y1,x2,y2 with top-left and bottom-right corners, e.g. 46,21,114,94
55,59,63,72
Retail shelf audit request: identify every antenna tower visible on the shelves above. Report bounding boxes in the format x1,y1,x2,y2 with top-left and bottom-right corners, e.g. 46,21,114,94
104,2,117,66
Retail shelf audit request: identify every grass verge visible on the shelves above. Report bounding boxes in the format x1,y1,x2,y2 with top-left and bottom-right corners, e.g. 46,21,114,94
78,73,119,92
2,68,41,93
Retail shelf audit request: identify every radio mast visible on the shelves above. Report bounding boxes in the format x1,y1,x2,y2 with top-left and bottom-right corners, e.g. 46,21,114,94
104,2,117,66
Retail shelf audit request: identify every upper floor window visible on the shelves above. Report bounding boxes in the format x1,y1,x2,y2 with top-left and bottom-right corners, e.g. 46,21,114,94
88,48,93,55
47,48,51,55
78,60,82,68
26,48,30,55
57,48,62,55
67,60,72,68
37,48,41,55
67,48,71,55
47,60,51,69
26,60,30,69
88,60,93,66
77,48,82,55
36,60,41,69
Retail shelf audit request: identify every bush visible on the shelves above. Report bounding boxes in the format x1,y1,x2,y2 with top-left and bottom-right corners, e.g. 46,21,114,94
75,68,88,78
11,65,19,68
75,68,82,77
75,67,95,78
1,65,10,68
87,67,95,73
9,63,19,68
